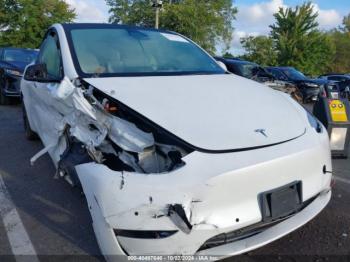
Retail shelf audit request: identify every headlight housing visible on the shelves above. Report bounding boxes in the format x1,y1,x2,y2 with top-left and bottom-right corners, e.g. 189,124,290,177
305,82,319,88
5,69,22,77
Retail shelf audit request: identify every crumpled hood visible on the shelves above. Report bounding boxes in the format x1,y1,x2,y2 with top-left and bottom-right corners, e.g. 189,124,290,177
84,74,306,151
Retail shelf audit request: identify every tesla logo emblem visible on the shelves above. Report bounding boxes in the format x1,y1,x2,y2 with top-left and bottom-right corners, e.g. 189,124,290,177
255,129,268,138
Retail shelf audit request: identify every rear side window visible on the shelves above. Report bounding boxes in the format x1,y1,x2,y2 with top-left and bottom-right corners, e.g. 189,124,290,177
38,32,62,79
268,69,286,80
329,76,346,81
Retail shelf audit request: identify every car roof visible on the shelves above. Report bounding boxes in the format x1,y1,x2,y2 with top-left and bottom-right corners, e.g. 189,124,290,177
320,73,350,77
215,57,257,65
266,66,294,70
60,23,176,35
1,47,38,52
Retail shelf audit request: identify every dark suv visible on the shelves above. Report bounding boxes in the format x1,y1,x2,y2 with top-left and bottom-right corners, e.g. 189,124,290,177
266,67,327,103
215,57,274,82
319,74,350,99
0,47,38,104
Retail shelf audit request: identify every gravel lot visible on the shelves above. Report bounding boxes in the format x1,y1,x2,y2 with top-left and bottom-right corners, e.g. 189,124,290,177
0,104,349,262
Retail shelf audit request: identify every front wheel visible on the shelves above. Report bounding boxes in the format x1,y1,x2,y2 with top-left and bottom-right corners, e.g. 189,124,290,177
0,89,11,105
22,103,38,140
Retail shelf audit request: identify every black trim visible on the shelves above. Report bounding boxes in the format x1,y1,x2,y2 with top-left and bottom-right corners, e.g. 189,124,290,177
259,181,302,222
85,80,306,154
114,229,178,239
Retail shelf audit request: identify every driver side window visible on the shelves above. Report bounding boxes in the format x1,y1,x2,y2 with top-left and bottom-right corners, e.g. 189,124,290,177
38,32,62,79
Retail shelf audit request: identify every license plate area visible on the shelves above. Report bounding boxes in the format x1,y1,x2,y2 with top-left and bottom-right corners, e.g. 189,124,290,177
260,181,302,222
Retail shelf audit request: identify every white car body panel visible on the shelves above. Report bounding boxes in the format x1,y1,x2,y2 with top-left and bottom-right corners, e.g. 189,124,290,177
85,75,306,150
21,23,333,260
76,124,331,256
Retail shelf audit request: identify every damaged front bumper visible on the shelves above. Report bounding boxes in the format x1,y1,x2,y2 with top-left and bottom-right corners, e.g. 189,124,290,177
75,126,332,257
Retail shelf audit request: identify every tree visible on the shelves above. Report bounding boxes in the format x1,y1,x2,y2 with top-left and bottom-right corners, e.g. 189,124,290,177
240,35,277,66
343,14,350,33
270,2,335,76
222,51,234,58
327,14,350,73
106,0,237,53
0,0,76,48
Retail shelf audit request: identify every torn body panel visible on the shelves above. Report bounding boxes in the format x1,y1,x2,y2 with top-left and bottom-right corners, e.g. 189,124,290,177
22,76,188,178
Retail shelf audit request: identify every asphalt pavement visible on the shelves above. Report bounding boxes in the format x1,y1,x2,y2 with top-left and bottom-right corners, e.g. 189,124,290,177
0,104,349,262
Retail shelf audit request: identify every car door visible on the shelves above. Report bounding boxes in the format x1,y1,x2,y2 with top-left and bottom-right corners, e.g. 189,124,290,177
22,30,66,153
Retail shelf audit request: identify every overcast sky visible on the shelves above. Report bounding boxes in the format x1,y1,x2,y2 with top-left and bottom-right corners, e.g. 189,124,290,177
64,0,350,55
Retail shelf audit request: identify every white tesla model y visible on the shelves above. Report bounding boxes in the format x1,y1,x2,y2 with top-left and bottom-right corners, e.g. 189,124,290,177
21,23,332,260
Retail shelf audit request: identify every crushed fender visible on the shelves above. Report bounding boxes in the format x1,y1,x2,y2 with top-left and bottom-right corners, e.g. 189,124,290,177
30,77,190,186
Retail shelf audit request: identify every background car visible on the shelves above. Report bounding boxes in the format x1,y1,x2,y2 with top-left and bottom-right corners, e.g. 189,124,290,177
0,47,38,105
215,57,274,82
216,57,302,102
266,66,328,103
319,74,350,99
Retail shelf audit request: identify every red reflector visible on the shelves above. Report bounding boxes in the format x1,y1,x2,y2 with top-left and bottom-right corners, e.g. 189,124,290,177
331,178,336,188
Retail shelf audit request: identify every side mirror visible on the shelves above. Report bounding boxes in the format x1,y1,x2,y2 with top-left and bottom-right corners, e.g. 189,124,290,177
24,64,60,83
24,64,47,82
216,61,227,72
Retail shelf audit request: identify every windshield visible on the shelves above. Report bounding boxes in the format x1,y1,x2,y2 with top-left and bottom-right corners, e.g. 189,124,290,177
3,49,38,64
281,68,307,81
235,63,261,78
68,28,224,77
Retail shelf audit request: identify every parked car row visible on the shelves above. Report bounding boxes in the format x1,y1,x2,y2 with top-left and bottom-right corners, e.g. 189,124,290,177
0,46,348,106
215,57,349,103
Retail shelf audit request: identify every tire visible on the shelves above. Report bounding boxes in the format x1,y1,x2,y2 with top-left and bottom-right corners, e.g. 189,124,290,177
22,103,38,140
0,89,11,105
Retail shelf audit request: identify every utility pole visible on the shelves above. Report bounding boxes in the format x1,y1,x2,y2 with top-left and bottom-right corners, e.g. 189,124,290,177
152,0,163,29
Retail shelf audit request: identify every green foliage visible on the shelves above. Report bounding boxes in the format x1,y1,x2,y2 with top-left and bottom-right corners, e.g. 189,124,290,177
0,0,76,48
269,2,335,76
343,14,350,33
106,0,237,53
240,35,277,66
222,51,234,58
327,22,350,73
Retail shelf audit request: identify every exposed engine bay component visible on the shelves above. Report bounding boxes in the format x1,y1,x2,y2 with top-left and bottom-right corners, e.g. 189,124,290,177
57,139,92,187
29,77,188,180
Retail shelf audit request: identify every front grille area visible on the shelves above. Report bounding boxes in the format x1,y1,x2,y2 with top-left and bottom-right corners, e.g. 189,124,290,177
197,194,318,251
